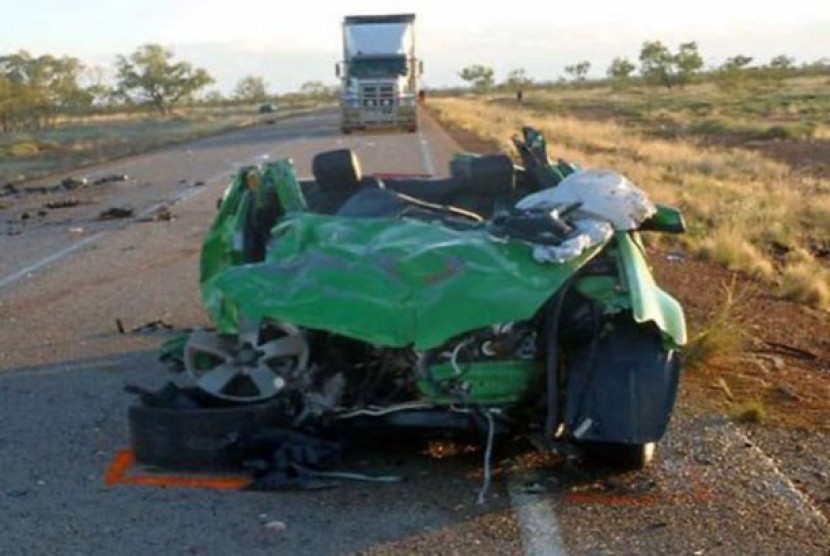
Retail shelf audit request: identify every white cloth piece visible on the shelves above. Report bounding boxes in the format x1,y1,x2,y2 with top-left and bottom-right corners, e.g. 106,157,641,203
531,220,613,264
516,170,656,230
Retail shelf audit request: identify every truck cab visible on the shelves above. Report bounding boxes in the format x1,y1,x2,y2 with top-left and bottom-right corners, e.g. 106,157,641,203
337,14,421,133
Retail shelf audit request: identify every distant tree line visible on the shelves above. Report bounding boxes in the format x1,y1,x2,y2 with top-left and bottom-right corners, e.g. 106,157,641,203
0,43,336,133
457,40,829,93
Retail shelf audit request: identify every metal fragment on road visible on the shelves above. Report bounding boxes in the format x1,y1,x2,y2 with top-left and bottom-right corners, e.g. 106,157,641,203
263,521,286,532
98,206,135,220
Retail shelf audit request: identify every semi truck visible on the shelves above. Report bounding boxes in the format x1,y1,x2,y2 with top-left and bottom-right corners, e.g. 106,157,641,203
336,14,421,134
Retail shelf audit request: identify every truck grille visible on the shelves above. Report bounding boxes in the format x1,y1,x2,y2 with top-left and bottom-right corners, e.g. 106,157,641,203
361,84,395,107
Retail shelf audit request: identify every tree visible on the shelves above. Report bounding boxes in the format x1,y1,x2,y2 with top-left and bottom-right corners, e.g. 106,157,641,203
234,75,268,103
203,90,226,105
458,65,495,90
769,55,795,72
715,55,755,92
675,42,703,86
299,80,331,98
607,57,636,83
82,65,114,108
564,61,591,82
505,68,532,90
115,44,213,116
639,41,675,89
723,55,753,71
639,40,703,89
0,50,90,130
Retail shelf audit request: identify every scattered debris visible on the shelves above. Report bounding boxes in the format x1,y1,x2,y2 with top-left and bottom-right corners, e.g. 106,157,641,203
263,521,286,533
193,180,206,187
665,253,685,262
137,205,173,222
518,481,547,495
773,385,799,402
92,174,129,185
714,377,735,401
69,227,84,234
756,340,818,361
62,176,88,190
98,206,134,220
117,319,175,335
1,174,122,199
45,199,80,209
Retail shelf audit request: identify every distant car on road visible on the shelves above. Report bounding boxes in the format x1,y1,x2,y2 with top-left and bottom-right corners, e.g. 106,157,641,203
258,103,276,114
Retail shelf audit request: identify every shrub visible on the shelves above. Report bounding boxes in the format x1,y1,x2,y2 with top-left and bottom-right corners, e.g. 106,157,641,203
6,141,40,157
779,259,830,310
729,399,767,424
683,280,750,371
698,230,775,280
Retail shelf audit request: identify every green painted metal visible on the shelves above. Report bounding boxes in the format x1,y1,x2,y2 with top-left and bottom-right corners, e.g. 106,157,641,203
263,160,307,213
575,275,630,315
641,203,686,233
416,360,542,405
615,232,687,346
205,212,602,349
198,161,685,353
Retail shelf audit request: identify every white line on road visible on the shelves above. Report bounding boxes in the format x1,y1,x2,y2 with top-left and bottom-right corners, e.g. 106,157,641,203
417,129,437,176
508,470,568,556
0,136,308,292
0,232,106,290
729,425,829,528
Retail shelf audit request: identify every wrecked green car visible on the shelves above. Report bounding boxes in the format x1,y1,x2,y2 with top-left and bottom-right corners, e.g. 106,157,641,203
158,128,686,469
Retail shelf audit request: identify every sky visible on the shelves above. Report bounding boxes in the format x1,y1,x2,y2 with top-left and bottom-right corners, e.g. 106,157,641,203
1,0,827,94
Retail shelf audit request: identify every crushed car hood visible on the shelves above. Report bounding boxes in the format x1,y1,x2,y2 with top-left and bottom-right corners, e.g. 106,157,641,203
203,213,604,349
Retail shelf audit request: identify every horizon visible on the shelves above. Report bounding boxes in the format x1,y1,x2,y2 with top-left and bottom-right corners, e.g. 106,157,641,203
1,0,828,94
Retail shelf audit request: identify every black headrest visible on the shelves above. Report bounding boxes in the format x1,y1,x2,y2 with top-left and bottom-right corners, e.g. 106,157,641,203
451,154,515,196
312,149,362,193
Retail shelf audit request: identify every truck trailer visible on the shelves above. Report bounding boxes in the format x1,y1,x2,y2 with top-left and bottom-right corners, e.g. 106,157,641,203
337,14,421,134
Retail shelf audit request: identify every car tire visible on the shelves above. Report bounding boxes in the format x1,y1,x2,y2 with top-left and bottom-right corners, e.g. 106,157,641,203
579,441,657,470
129,401,286,471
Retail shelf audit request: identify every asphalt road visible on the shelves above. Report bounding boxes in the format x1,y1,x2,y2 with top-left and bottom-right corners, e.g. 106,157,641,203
0,109,827,555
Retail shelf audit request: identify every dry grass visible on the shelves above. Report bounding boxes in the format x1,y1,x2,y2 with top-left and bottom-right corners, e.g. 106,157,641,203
429,95,829,310
0,103,326,185
779,258,830,311
698,229,775,280
683,281,750,371
729,399,768,424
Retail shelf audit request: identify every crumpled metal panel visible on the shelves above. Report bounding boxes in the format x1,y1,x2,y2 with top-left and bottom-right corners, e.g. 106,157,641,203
616,232,687,346
204,213,603,349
